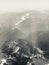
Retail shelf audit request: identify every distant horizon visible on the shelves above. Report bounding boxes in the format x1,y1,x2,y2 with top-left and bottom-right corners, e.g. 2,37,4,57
0,0,49,13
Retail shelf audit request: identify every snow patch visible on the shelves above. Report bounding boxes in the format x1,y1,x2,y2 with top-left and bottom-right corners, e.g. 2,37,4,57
0,59,7,65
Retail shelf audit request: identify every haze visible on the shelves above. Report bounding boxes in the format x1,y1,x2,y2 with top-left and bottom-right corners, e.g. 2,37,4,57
0,0,49,13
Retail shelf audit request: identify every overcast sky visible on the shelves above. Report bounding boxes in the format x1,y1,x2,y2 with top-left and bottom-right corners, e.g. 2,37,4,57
0,0,49,13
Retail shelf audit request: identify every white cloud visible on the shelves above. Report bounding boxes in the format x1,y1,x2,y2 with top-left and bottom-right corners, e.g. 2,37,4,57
21,16,25,20
25,13,29,18
15,20,22,26
15,13,29,26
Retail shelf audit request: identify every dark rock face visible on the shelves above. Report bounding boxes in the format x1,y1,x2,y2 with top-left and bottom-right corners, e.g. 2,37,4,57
37,31,49,59
1,39,34,65
1,39,33,56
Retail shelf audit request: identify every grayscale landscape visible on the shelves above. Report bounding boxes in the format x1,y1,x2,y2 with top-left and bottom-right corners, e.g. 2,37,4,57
0,0,49,65
0,11,49,65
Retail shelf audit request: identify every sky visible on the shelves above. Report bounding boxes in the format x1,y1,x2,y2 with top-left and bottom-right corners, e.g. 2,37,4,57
0,0,49,13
